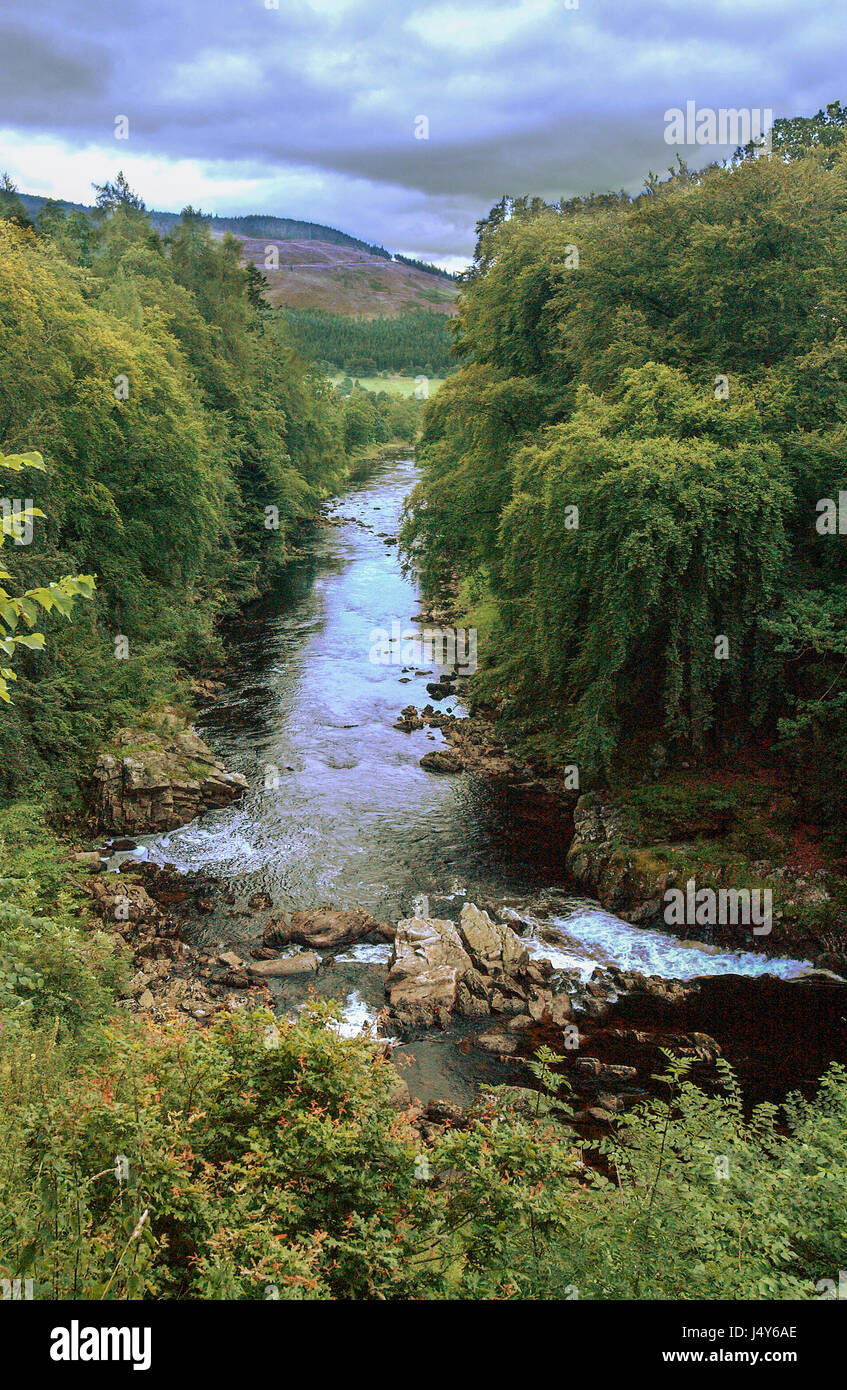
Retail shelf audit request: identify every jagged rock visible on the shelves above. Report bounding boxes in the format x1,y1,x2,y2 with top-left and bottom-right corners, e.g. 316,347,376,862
385,903,580,1033
87,877,160,925
419,748,464,774
386,916,472,1026
263,907,392,950
89,713,247,834
457,903,528,977
526,987,573,1025
426,677,455,701
455,976,491,1018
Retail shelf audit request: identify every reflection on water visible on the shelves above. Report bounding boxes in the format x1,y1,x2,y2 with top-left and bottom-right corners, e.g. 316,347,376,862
123,457,811,1031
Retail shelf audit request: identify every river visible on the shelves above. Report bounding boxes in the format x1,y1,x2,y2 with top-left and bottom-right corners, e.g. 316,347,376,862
113,458,836,1107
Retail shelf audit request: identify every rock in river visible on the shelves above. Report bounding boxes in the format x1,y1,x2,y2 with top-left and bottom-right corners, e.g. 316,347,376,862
263,906,393,950
247,952,320,979
419,748,464,774
384,902,561,1031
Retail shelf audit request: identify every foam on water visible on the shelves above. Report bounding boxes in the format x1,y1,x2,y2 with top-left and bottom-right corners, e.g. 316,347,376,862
522,905,812,982
327,990,383,1039
335,942,393,965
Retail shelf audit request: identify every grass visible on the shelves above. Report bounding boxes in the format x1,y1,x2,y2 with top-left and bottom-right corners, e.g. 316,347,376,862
331,373,446,397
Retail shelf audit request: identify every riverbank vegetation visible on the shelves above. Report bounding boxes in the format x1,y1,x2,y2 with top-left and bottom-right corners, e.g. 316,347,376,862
0,180,416,812
401,106,847,841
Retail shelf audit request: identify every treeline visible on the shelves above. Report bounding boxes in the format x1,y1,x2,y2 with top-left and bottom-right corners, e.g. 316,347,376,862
13,189,393,258
393,252,456,280
282,307,456,375
402,105,847,816
0,177,409,807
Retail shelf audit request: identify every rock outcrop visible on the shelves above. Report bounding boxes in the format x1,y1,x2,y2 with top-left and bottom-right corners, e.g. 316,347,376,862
385,902,572,1030
566,790,840,965
89,712,247,834
385,916,473,1027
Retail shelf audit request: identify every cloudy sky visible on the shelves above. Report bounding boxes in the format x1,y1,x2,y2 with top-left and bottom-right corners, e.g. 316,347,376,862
0,0,843,267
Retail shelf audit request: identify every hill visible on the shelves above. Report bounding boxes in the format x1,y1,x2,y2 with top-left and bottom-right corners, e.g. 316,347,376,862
231,234,457,316
15,191,458,316
16,191,391,256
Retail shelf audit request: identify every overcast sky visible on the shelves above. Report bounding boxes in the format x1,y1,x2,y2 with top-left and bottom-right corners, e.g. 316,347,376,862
0,0,843,267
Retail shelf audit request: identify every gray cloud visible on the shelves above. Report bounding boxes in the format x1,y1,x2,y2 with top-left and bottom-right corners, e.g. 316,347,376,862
0,0,843,260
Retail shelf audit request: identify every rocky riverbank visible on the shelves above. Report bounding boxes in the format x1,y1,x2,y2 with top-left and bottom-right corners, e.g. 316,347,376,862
565,788,847,972
395,694,847,974
67,834,847,1151
87,708,247,834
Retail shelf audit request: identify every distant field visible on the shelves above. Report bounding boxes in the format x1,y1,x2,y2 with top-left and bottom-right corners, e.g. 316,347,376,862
330,373,446,397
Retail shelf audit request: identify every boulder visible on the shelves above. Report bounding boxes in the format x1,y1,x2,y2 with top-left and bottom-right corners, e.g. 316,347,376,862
419,748,464,774
247,952,320,979
385,916,473,1026
263,906,392,950
87,877,160,925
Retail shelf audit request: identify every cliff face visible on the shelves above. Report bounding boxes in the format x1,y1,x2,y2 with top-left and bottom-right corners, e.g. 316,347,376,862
89,712,247,834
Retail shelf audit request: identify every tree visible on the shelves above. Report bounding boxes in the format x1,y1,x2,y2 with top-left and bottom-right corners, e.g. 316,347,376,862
0,174,33,230
92,171,146,218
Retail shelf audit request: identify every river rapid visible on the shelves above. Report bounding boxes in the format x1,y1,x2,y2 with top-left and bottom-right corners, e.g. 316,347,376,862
111,458,840,1108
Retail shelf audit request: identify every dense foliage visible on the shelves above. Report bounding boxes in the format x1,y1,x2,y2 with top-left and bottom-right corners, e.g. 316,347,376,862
0,184,414,807
282,307,456,375
402,110,847,810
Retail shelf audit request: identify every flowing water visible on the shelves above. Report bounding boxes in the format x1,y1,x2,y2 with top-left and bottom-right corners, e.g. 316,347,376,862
111,458,825,1103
